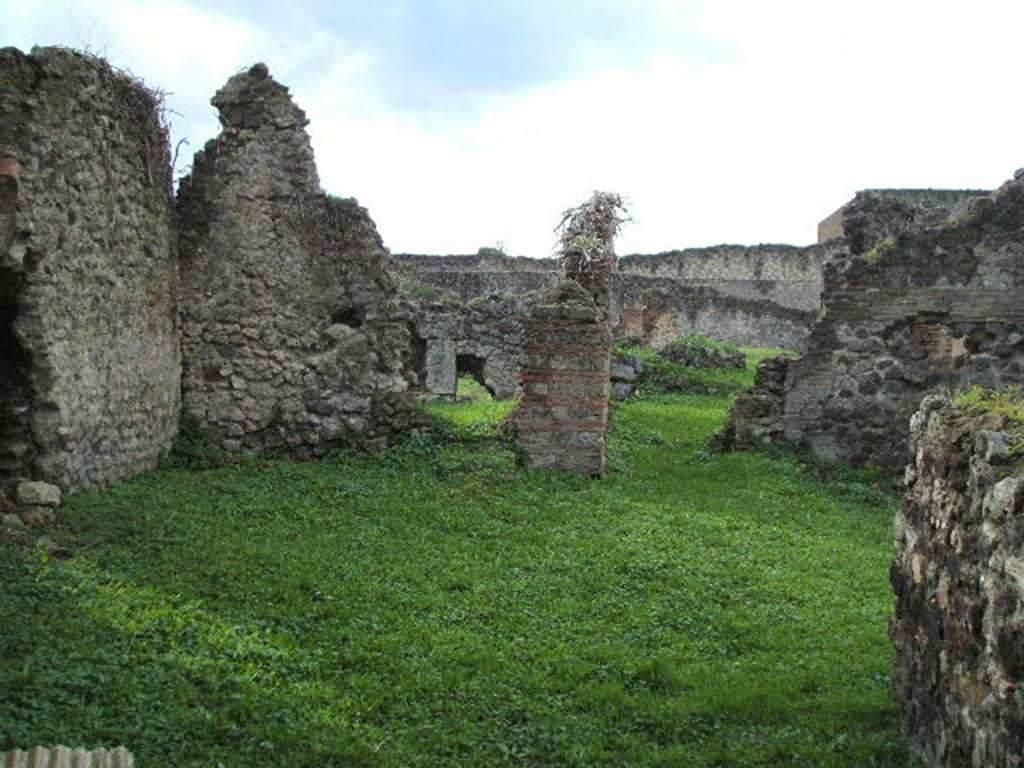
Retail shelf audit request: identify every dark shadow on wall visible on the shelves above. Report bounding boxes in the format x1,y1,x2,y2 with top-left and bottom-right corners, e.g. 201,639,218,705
407,328,427,389
0,265,34,478
456,353,495,397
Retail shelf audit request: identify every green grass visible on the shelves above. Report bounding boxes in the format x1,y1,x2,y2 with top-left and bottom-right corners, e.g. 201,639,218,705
618,343,794,397
954,384,1024,423
0,363,911,767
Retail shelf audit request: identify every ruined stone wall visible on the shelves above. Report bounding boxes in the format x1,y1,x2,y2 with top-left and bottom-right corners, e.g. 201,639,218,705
891,395,1024,767
514,281,611,476
0,47,179,489
410,294,523,400
177,64,415,456
395,243,831,351
619,244,831,312
781,172,1024,471
396,244,829,313
614,279,815,351
818,189,987,248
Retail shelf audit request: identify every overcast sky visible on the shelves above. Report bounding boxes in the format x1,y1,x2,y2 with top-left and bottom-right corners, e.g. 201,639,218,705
8,0,1023,255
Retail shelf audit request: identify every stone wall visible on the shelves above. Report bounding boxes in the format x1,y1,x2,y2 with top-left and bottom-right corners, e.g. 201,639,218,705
891,395,1024,767
818,189,987,248
619,244,831,313
395,242,832,351
614,279,815,351
409,294,523,399
719,171,1024,472
0,47,180,489
781,172,1024,471
514,281,611,476
177,64,415,456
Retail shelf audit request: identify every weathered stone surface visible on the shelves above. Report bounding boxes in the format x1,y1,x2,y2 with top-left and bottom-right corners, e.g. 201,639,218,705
725,170,1024,471
177,63,417,456
14,480,60,507
709,355,790,451
409,293,523,400
891,396,1024,767
658,338,746,369
514,280,611,476
0,47,180,489
16,505,54,528
818,188,987,252
1,745,134,768
610,354,644,400
394,242,834,352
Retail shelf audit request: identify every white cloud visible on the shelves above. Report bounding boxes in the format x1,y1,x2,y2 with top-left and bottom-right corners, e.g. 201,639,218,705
8,0,1024,255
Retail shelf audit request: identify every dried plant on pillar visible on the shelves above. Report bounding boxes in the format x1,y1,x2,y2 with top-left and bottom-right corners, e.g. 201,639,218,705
555,191,629,324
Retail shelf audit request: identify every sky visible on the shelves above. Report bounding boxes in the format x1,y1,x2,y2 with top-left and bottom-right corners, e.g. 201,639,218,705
7,0,1023,256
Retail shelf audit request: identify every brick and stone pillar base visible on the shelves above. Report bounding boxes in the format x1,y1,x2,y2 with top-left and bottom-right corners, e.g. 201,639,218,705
514,280,611,476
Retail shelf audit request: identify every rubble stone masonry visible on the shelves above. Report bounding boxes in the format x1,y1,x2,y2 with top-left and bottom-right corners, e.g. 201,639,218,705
0,47,179,489
892,395,1024,767
176,64,416,456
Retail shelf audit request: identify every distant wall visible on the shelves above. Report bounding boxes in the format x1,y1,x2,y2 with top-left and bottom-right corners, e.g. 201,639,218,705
615,278,816,351
619,244,830,312
395,243,831,351
0,47,180,489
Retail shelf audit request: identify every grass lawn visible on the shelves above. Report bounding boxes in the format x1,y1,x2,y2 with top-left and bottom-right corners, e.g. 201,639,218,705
0,354,912,767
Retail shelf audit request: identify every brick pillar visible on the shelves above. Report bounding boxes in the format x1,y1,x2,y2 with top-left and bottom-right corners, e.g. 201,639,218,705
514,280,611,476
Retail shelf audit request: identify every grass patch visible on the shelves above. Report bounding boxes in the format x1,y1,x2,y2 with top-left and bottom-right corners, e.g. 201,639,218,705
0,377,911,766
160,408,226,471
618,342,795,398
952,384,1024,462
954,384,1024,423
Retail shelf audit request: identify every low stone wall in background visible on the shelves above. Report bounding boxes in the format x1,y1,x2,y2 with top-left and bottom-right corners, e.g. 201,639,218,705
395,243,832,352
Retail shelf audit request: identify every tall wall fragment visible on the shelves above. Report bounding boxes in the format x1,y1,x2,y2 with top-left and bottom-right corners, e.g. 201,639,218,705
176,64,415,455
718,171,1024,471
892,395,1024,767
782,172,1024,471
514,281,611,476
0,46,179,489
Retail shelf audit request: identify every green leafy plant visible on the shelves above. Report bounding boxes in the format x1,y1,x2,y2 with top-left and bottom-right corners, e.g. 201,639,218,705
863,237,897,263
160,408,226,470
400,279,445,304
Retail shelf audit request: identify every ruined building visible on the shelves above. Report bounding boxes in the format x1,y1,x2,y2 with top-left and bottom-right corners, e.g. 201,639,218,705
717,171,1024,471
0,49,419,497
176,64,416,456
0,47,180,490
